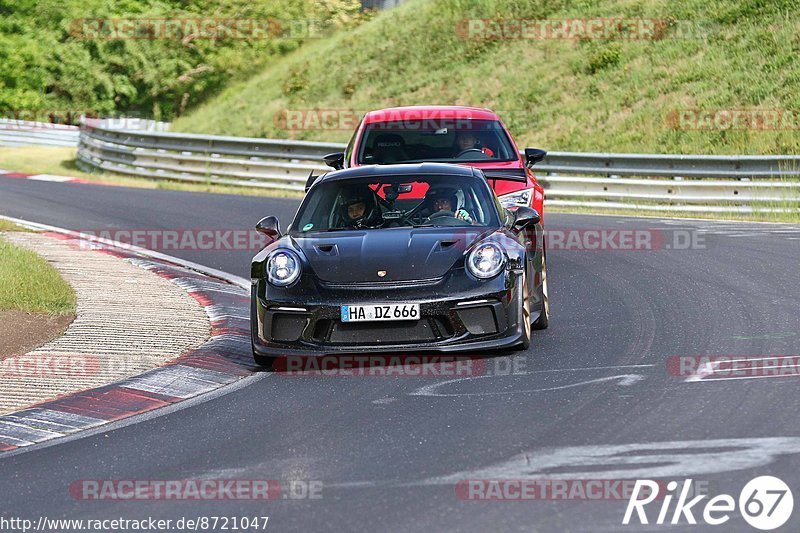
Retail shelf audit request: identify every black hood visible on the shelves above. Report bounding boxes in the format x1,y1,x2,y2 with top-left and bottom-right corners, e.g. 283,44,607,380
291,227,492,283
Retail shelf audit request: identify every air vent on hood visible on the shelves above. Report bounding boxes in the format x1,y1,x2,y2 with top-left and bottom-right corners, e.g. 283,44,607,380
314,244,338,255
435,239,460,251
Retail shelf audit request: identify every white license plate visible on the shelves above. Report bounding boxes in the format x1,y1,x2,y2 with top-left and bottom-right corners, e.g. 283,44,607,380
341,304,420,322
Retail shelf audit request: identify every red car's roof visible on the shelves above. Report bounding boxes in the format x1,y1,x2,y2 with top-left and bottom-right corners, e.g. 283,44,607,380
362,106,501,124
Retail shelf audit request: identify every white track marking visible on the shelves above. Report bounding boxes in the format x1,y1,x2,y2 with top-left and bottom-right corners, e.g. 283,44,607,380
27,174,76,182
410,373,645,398
372,398,397,405
684,355,800,383
688,374,800,383
420,437,800,484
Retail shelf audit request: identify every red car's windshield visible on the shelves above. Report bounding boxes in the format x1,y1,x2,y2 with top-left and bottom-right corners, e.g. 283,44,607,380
356,119,518,165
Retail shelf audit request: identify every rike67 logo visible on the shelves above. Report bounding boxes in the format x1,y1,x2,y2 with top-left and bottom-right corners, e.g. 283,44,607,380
623,476,793,530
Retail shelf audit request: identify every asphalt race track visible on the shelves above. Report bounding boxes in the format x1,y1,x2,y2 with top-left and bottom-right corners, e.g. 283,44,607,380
2,177,800,531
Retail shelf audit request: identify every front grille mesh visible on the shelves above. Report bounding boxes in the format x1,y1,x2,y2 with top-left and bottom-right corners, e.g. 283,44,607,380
317,316,453,345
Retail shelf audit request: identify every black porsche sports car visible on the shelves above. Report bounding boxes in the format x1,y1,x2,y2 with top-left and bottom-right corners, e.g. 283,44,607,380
250,163,548,365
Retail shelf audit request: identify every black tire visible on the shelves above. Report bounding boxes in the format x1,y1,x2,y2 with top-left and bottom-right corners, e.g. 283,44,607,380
532,250,549,330
516,269,532,351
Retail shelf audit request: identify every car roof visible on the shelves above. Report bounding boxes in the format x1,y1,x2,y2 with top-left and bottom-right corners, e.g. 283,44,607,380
362,106,501,124
319,163,481,183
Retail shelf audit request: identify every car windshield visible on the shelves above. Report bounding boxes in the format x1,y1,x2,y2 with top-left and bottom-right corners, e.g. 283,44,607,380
356,119,518,165
290,174,502,233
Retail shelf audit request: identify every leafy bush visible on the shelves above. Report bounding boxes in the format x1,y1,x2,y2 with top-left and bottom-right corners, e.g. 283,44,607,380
0,0,369,121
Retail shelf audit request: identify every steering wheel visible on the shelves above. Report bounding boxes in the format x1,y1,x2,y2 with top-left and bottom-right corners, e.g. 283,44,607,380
455,148,485,158
425,210,469,227
427,210,456,220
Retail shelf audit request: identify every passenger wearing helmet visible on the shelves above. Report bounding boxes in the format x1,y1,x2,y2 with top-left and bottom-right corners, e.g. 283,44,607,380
338,185,382,228
425,186,475,224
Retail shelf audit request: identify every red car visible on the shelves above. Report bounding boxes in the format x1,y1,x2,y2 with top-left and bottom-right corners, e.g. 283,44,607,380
320,105,549,331
321,105,546,218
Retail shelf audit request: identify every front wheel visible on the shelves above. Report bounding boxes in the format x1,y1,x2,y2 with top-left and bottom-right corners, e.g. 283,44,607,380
532,250,549,330
516,270,531,351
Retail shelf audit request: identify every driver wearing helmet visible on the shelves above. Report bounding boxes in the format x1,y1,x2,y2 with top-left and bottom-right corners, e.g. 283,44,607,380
338,185,383,229
454,131,494,158
425,186,475,224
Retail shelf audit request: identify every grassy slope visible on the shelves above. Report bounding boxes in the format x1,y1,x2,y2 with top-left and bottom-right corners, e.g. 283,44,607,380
173,0,800,155
0,233,76,314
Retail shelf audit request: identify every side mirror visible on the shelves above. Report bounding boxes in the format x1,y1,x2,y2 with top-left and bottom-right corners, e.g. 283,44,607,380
323,152,345,170
256,216,281,239
524,148,547,167
512,206,541,230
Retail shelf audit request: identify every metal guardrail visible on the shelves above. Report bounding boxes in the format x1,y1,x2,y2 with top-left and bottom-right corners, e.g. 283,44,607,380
538,153,800,213
0,119,79,147
77,119,800,212
538,152,800,179
0,118,171,147
77,120,335,190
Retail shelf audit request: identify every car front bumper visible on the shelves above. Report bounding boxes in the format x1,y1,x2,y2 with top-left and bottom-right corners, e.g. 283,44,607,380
251,270,526,357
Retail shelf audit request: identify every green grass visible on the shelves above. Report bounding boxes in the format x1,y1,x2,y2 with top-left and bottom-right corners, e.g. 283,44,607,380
172,0,800,156
0,146,115,182
0,220,27,232
0,236,77,315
